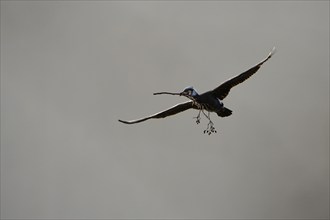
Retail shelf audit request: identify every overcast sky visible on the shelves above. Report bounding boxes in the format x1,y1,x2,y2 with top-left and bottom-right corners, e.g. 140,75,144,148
1,1,329,219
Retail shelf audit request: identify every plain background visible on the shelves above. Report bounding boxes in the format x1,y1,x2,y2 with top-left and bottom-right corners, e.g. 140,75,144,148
1,1,329,219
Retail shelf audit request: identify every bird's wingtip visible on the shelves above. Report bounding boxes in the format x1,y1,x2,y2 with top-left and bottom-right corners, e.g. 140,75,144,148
118,119,129,124
269,46,276,56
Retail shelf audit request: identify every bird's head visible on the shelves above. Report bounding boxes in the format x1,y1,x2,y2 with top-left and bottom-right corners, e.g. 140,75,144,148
180,86,198,98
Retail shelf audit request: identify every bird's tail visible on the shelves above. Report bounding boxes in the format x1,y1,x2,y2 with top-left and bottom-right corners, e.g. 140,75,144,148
217,107,232,117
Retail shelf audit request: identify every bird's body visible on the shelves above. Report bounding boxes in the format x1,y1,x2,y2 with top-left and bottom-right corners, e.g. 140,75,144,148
119,47,276,134
191,91,223,112
184,89,232,117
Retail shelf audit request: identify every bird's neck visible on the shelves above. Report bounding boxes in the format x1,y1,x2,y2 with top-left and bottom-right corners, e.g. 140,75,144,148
189,93,199,101
191,89,199,97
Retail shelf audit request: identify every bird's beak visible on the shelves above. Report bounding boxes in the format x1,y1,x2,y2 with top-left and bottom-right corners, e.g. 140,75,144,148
180,91,187,96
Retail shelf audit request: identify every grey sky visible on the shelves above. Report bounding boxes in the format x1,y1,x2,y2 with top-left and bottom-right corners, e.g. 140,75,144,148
1,1,329,219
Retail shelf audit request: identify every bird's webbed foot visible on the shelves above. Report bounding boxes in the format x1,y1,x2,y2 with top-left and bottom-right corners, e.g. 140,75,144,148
203,120,217,135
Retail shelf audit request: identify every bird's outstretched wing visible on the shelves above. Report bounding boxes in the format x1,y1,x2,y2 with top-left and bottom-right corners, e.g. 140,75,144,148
118,101,198,124
212,47,276,100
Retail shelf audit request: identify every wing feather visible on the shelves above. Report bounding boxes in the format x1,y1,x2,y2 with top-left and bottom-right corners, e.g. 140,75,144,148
212,47,275,100
118,101,198,124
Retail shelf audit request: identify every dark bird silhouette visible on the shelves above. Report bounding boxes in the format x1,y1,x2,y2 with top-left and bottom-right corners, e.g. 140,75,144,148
119,47,276,134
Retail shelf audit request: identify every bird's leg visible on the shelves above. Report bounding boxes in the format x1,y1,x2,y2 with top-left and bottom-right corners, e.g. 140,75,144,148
192,101,203,124
202,111,217,135
193,109,202,124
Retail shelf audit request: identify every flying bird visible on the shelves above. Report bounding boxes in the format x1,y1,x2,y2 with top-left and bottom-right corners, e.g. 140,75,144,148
119,47,276,134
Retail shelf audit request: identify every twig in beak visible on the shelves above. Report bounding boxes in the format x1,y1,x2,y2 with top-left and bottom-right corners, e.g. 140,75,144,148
153,92,182,96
